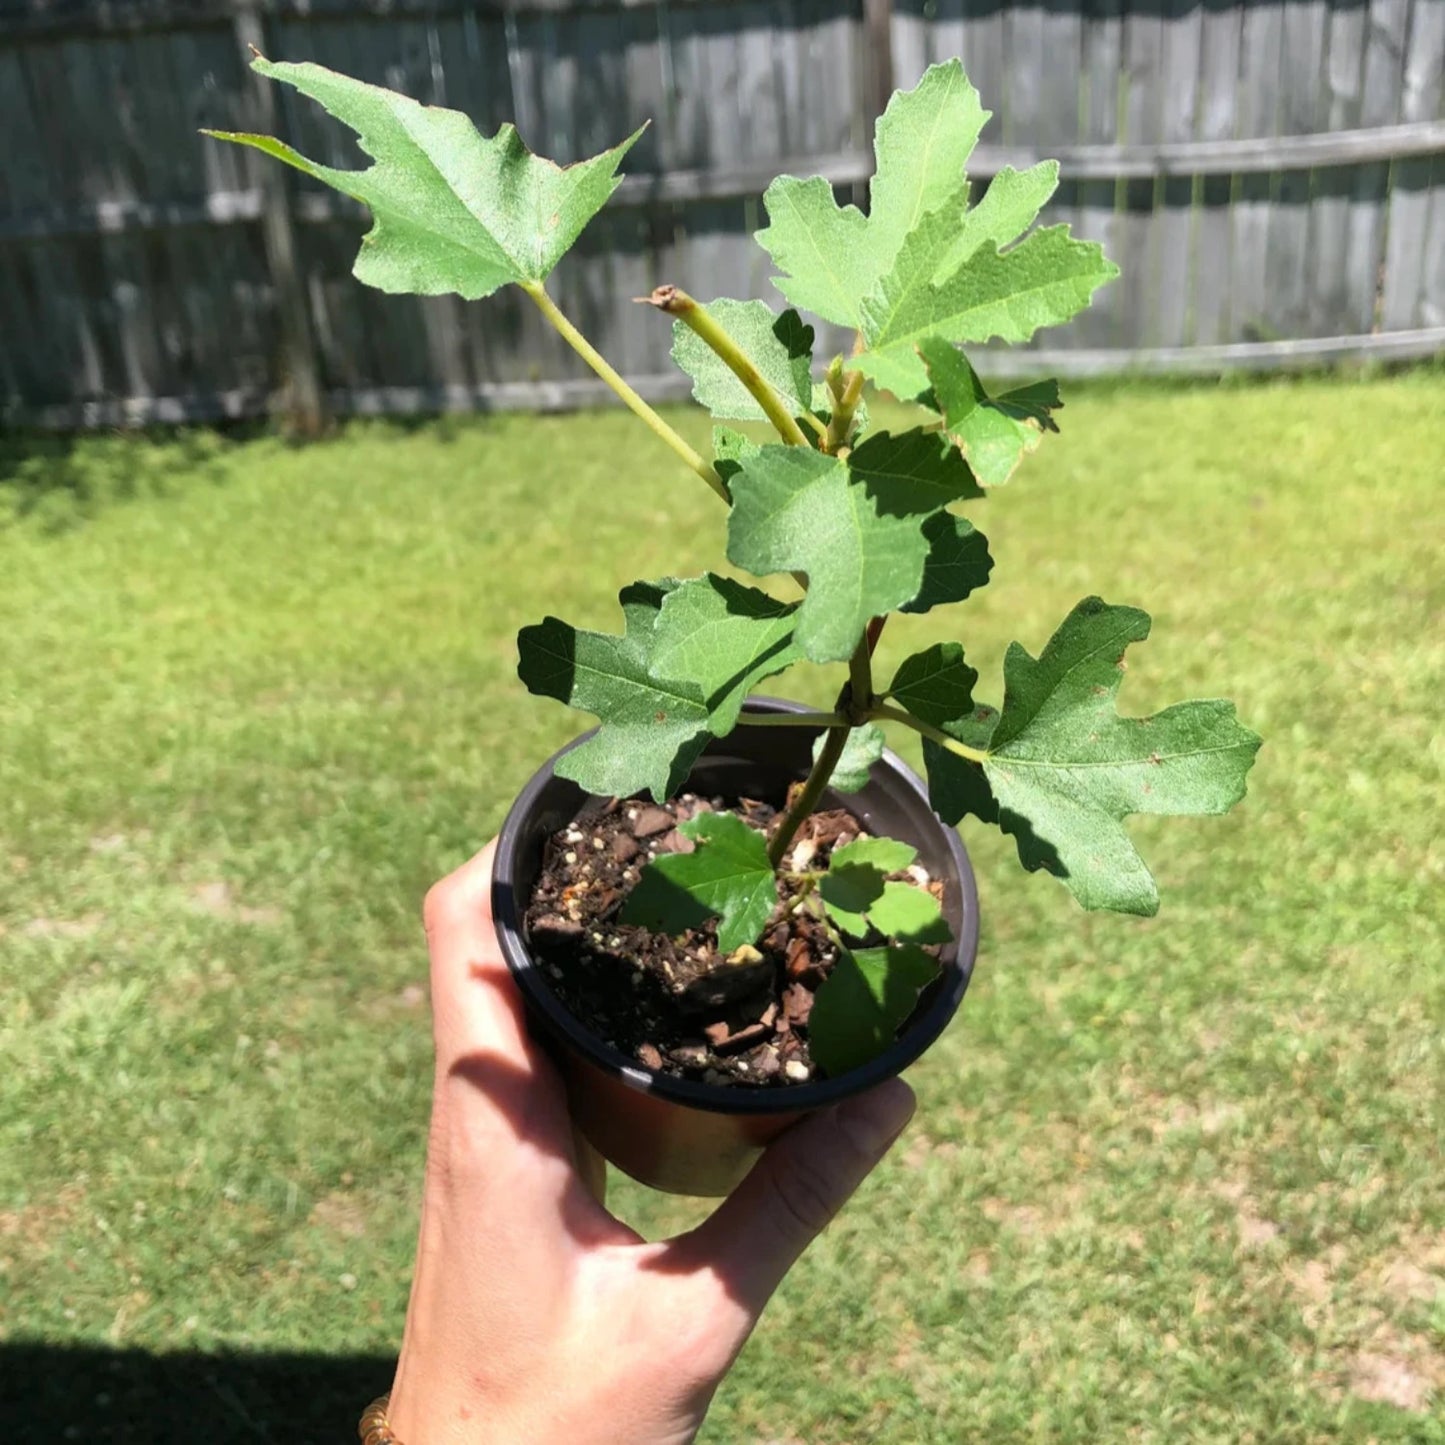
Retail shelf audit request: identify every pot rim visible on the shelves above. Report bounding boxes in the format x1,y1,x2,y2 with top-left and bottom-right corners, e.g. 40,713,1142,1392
492,697,979,1117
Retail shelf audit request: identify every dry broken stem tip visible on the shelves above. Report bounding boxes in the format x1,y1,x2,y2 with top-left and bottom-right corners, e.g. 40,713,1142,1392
637,284,690,313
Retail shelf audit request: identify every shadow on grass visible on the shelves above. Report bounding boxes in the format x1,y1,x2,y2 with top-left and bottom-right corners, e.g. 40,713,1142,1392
1,1340,396,1444
0,426,250,534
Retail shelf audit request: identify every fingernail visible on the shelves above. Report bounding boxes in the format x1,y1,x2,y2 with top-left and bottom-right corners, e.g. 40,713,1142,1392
837,1078,916,1155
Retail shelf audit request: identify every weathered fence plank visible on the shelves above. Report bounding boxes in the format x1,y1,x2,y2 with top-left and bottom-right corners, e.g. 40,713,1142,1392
1310,0,1363,334
1192,0,1240,345
1425,154,1445,324
1070,0,1125,349
234,0,323,430
1152,0,1202,347
1231,0,1284,345
1345,0,1415,334
1118,0,1163,347
889,0,928,89
1270,0,1328,341
862,0,895,129
1382,0,1445,328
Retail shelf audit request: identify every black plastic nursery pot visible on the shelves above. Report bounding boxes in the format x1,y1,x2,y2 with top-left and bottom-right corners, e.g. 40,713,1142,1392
492,696,980,1197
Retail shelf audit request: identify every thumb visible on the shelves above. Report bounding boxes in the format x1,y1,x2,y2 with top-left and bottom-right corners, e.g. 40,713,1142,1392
680,1078,916,1320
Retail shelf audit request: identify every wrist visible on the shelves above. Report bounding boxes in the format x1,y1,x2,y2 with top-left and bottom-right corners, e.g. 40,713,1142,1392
385,1392,489,1445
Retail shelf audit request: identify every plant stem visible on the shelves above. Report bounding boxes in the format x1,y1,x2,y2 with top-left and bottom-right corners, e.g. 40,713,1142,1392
848,637,873,722
735,710,846,728
868,702,991,765
642,286,812,448
522,281,729,504
825,363,867,453
767,629,876,866
769,721,850,868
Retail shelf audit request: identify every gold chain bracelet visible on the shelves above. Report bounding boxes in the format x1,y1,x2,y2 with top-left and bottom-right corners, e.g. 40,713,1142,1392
359,1393,404,1444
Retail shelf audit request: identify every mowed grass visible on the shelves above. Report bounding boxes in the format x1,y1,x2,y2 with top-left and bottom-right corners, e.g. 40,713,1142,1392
1,371,1442,1443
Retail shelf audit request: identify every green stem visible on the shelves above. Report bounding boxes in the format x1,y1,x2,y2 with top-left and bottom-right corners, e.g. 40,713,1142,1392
847,638,873,722
868,702,991,765
767,629,877,866
522,281,729,504
735,710,846,728
825,363,867,454
643,286,812,448
769,721,850,869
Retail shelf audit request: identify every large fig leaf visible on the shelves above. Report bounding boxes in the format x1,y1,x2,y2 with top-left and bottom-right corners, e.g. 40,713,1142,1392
517,576,801,802
903,599,1262,915
756,61,1115,400
517,582,708,802
649,574,804,733
206,58,641,299
726,432,979,662
856,221,1115,400
755,62,986,330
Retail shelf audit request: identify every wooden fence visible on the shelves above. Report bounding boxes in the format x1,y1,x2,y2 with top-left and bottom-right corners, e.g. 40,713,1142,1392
1,0,1442,430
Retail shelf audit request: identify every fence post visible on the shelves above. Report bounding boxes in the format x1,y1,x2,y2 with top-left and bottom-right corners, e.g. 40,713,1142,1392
862,0,896,134
233,3,327,436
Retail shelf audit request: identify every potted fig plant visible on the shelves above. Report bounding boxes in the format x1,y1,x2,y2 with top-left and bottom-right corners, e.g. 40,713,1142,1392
210,59,1261,1195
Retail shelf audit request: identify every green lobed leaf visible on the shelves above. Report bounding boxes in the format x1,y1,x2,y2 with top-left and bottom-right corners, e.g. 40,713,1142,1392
867,883,952,944
818,836,949,944
846,428,984,507
756,62,986,331
921,731,1000,836
517,575,802,802
934,161,1060,275
889,643,981,727
725,441,946,663
865,62,989,281
206,58,642,299
920,338,1062,487
814,723,886,793
830,837,919,874
517,581,709,802
619,812,777,953
900,513,994,615
752,178,875,333
672,300,816,423
649,574,804,734
920,598,1263,915
809,944,942,1077
756,61,1113,401
816,838,910,934
857,221,1117,399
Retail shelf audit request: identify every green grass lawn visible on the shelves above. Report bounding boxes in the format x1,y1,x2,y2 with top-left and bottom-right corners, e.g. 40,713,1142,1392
2,371,1442,1443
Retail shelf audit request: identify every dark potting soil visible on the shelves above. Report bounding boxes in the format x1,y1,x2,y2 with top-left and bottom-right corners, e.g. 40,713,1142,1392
523,792,943,1088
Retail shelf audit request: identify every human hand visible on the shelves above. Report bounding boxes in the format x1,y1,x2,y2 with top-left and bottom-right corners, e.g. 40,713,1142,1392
384,839,916,1445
